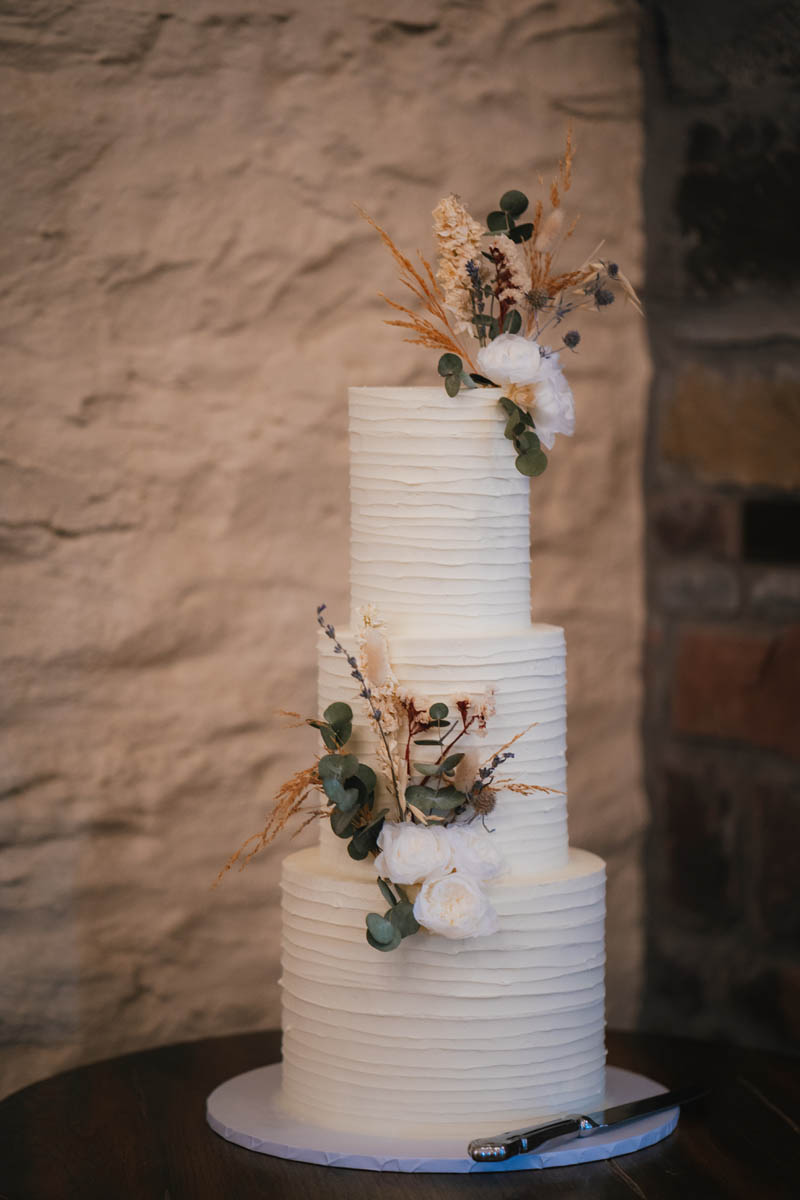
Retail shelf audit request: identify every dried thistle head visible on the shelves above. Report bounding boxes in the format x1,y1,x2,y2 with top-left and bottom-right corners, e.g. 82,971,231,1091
470,788,497,817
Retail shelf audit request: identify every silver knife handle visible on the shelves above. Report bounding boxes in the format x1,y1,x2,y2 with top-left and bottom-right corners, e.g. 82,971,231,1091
468,1116,582,1161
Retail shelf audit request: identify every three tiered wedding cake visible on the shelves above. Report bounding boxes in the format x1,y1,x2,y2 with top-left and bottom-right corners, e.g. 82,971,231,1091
278,385,606,1139
218,154,639,1146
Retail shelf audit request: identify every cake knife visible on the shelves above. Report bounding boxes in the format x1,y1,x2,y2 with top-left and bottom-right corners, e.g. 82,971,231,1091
468,1083,706,1161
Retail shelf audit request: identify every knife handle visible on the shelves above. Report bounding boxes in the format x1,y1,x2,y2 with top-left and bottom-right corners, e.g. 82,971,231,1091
520,1116,582,1151
469,1116,581,1161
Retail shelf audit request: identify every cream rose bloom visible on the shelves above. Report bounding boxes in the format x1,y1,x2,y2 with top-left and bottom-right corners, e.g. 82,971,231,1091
374,822,453,886
447,825,506,881
413,871,499,940
476,333,575,450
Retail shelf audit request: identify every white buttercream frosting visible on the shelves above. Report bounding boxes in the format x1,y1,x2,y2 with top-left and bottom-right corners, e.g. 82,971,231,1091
349,387,530,635
280,846,606,1138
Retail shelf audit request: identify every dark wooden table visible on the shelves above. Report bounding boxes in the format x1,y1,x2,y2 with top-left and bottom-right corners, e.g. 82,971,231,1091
1,1029,798,1199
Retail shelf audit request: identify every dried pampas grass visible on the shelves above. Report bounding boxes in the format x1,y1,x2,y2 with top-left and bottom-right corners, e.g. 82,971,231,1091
214,763,323,885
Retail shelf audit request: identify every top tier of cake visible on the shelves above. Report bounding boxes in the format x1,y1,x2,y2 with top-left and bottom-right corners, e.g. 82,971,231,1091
349,387,531,636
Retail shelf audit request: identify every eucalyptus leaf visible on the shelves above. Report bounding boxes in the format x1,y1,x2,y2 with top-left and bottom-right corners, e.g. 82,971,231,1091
365,912,401,949
440,752,465,772
412,760,446,777
377,877,398,907
435,786,466,802
318,753,358,782
437,352,462,377
515,430,541,454
487,210,509,232
498,396,516,417
405,784,438,814
349,761,377,809
499,189,529,216
354,762,377,791
508,222,534,244
347,810,387,859
413,738,442,746
429,702,449,720
430,788,467,814
515,447,549,477
470,373,495,386
504,413,526,440
459,371,477,389
322,777,360,814
307,719,341,752
330,807,355,838
444,373,461,397
503,310,522,334
366,926,402,952
323,701,353,730
387,900,420,938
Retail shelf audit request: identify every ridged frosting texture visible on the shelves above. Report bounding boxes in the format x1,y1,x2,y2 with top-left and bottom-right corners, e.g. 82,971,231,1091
317,625,569,875
349,387,531,635
280,846,607,1138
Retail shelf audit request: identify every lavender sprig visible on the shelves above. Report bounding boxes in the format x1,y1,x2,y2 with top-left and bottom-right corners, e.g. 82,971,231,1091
316,605,400,804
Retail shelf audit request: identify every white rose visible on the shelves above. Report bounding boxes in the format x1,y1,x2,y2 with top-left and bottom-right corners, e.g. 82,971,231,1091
374,822,453,886
477,332,547,387
530,352,575,450
477,333,575,451
413,871,499,940
447,825,506,882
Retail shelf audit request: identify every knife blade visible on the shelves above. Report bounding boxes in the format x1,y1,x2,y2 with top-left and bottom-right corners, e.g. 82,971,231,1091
468,1082,706,1162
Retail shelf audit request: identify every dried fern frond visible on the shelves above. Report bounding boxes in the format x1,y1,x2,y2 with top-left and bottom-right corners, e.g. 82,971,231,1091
214,763,322,885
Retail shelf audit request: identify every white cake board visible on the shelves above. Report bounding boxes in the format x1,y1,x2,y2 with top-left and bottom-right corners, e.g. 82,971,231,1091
206,1063,679,1173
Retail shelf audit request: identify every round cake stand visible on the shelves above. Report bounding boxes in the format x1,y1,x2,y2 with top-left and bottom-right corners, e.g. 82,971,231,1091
206,1064,679,1173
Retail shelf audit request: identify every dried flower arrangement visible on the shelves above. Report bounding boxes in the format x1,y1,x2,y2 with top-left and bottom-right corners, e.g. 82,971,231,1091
362,131,641,478
218,605,557,952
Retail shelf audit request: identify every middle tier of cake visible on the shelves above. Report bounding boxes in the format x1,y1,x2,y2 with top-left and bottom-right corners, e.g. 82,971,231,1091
318,623,569,876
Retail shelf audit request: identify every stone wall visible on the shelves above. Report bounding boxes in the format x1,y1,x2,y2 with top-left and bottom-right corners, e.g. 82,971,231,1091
640,0,800,1050
0,0,648,1096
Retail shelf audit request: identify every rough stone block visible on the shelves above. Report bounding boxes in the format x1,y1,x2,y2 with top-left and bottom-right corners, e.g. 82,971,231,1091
672,624,800,761
661,363,800,489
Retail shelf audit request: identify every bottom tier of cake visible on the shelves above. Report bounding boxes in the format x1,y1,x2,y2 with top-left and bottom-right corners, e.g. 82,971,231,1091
279,845,607,1139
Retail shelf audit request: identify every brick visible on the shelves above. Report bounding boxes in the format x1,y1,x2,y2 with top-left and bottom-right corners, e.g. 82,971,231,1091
748,569,800,613
654,562,739,614
672,624,800,761
661,364,800,489
651,489,739,558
